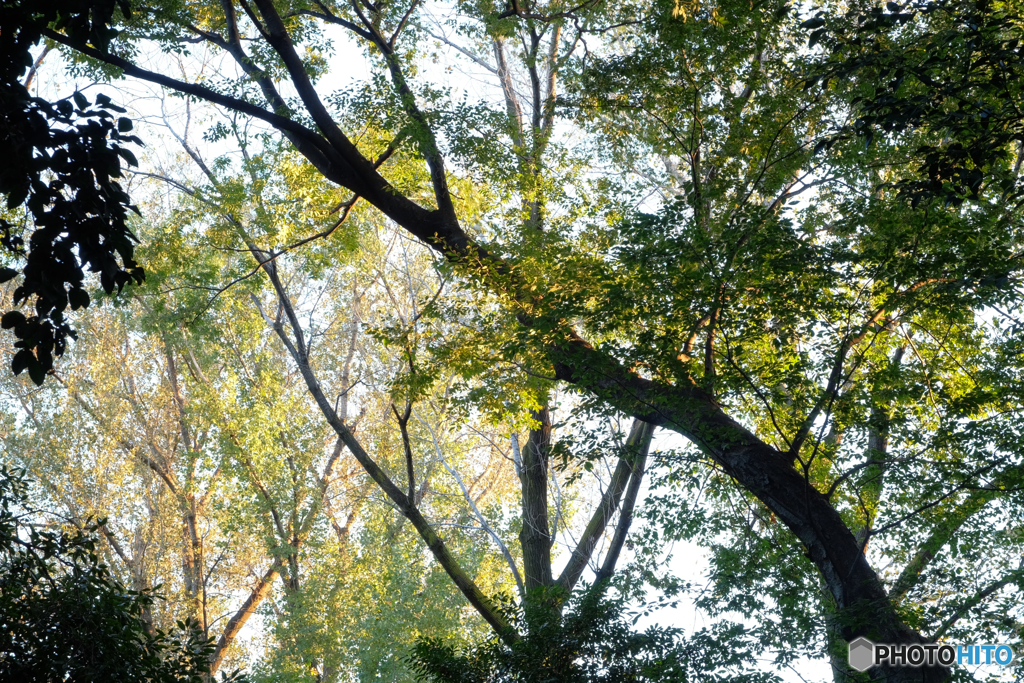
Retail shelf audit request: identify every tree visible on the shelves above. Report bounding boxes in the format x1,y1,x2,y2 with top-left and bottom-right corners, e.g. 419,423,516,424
126,113,664,675
571,1,1024,680
0,466,232,682
808,0,1024,206
4,2,1024,682
0,194,513,682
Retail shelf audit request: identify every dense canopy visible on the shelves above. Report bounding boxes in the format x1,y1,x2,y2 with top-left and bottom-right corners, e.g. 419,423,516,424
1,1,1024,682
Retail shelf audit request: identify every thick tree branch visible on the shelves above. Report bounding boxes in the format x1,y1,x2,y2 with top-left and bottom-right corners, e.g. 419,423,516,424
209,560,282,674
889,488,996,601
595,428,650,585
545,335,926,653
557,419,653,592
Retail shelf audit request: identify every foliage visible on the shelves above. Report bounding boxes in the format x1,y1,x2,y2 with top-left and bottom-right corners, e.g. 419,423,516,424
0,0,144,383
410,591,718,683
1,140,514,680
4,2,1024,683
561,0,1024,676
0,466,236,682
808,0,1024,206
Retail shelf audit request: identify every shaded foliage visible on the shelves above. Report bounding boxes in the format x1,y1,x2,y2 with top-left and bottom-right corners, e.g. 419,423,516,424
0,467,238,682
808,0,1024,206
409,589,775,683
0,0,143,384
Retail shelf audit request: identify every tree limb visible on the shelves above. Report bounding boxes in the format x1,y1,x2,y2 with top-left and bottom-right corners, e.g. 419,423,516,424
557,419,652,592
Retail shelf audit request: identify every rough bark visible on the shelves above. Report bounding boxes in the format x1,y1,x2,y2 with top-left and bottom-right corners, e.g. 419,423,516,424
181,503,205,633
519,407,553,591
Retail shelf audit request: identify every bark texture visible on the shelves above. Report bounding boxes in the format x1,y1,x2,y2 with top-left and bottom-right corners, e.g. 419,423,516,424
519,407,553,591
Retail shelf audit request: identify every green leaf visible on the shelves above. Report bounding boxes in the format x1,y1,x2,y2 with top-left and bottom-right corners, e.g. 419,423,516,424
27,358,45,386
116,148,138,167
6,184,29,210
10,349,30,375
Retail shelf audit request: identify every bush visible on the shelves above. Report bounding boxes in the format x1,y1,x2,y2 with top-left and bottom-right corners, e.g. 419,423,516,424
0,466,234,682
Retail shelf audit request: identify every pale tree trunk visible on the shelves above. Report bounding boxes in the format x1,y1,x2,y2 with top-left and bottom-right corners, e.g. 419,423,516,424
208,561,282,674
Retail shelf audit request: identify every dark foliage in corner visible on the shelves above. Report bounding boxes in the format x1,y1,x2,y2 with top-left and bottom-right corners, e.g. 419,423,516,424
0,0,143,384
0,466,244,682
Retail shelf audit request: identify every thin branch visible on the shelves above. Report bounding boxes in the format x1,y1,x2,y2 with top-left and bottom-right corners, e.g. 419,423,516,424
932,561,1024,640
594,426,651,586
392,402,416,504
41,29,323,146
790,304,890,458
390,0,422,49
293,7,376,43
23,45,52,90
497,0,601,21
422,28,497,73
871,462,1001,538
415,412,526,598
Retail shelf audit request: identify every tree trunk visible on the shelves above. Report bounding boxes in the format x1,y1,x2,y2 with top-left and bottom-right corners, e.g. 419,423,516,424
519,407,553,591
209,560,282,674
181,499,205,634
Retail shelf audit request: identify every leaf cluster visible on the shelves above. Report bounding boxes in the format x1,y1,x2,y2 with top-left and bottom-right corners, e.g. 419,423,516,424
408,590,693,683
1,0,144,384
806,0,1024,206
0,466,240,682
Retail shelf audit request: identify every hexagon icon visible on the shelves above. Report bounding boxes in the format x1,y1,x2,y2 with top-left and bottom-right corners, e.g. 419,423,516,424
848,637,875,672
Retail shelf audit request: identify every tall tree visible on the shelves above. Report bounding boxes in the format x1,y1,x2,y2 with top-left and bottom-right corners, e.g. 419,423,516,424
3,2,1024,682
0,466,232,683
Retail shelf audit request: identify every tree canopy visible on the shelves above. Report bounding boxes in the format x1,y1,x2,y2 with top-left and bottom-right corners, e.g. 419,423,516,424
2,1,1024,682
